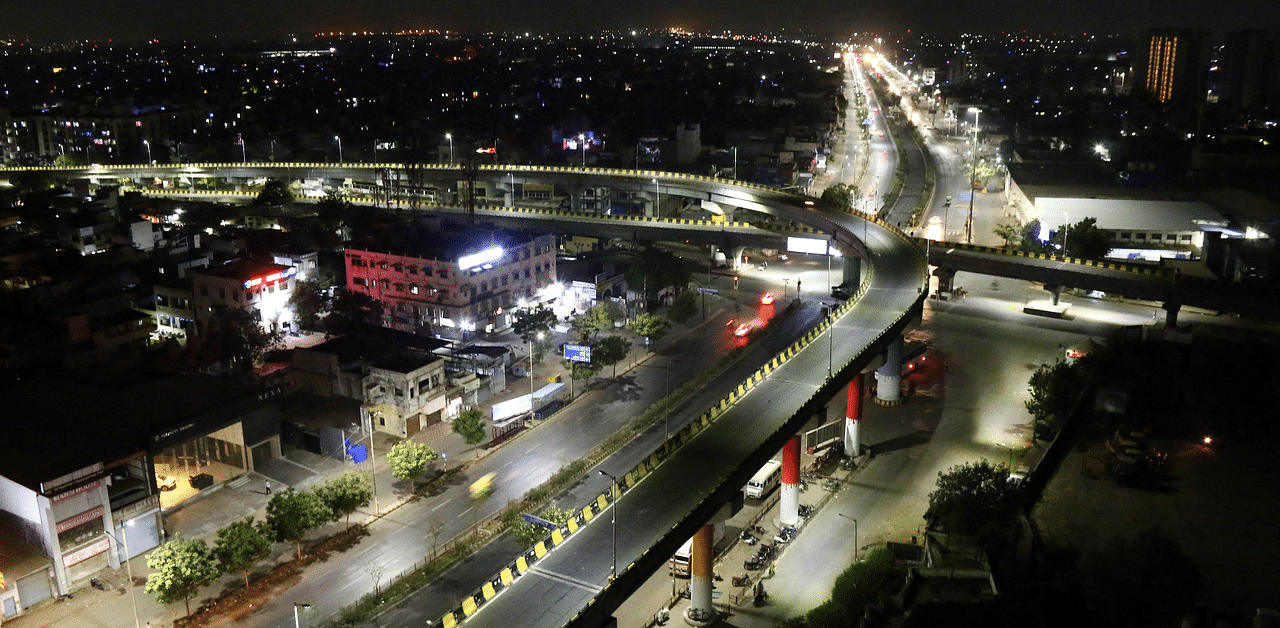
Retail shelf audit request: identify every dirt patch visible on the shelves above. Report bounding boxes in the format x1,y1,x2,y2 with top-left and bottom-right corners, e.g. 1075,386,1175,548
177,525,370,628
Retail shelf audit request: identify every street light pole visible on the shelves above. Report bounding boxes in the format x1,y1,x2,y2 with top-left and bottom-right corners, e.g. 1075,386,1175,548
143,140,151,164
838,513,858,562
966,107,981,244
294,602,312,628
579,133,586,167
335,135,343,163
104,524,141,628
446,133,454,164
597,470,618,582
732,146,738,180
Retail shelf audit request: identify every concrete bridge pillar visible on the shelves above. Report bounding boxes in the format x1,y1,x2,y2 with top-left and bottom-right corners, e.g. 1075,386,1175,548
842,256,863,289
1163,302,1181,328
732,246,748,270
932,267,956,294
845,373,865,456
781,436,801,526
686,524,716,623
875,336,903,405
1045,284,1062,305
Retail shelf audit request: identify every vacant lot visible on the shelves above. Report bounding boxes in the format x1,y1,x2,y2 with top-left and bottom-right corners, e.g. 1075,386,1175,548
1033,333,1280,611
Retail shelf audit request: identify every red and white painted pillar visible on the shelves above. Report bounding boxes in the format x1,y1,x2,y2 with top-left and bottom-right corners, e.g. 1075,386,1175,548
687,524,715,620
845,372,864,456
875,336,903,404
781,436,801,527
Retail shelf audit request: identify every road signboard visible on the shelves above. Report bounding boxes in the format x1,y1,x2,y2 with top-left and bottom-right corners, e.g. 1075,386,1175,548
521,513,558,530
696,287,719,295
564,344,592,363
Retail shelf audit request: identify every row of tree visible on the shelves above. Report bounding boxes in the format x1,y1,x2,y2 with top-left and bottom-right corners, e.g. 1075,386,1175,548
993,216,1113,260
143,472,373,617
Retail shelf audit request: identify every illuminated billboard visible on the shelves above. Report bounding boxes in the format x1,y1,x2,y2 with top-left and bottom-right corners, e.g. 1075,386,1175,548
458,246,504,269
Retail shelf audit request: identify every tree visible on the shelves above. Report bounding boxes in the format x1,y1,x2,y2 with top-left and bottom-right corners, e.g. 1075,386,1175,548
212,518,272,587
512,305,556,344
452,408,487,457
594,335,631,378
993,217,1023,247
386,441,439,486
254,178,294,206
1058,217,1113,260
314,471,373,528
144,535,221,617
323,289,385,336
625,247,693,302
289,279,330,331
570,302,620,343
1025,359,1085,438
202,305,283,372
668,290,698,323
632,312,670,348
53,152,87,168
820,183,857,212
264,488,333,558
927,459,1016,536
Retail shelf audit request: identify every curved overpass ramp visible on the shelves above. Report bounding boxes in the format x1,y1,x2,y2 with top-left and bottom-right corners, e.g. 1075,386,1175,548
3,163,928,627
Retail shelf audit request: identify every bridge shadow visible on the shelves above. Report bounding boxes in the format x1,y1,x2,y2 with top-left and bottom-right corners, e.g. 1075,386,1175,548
868,429,935,456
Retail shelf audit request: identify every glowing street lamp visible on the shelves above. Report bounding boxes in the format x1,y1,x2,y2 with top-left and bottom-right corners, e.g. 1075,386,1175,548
334,135,343,162
142,140,152,164
446,133,454,164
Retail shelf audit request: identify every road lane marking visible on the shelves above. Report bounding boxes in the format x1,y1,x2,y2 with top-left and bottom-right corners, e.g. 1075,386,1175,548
526,566,603,594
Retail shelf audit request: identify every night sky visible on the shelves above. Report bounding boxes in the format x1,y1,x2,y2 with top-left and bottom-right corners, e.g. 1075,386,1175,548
5,0,1277,42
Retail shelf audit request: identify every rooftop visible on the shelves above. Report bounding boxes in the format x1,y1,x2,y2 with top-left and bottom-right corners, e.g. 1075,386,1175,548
1038,198,1228,233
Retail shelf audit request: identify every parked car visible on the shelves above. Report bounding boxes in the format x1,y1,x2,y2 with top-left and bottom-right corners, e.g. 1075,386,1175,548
156,473,177,491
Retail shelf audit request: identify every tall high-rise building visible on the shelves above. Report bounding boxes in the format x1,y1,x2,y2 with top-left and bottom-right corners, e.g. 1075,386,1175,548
1218,30,1278,109
1134,29,1211,104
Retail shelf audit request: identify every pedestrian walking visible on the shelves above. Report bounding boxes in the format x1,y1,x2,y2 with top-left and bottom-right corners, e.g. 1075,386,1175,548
264,481,271,494
768,563,775,578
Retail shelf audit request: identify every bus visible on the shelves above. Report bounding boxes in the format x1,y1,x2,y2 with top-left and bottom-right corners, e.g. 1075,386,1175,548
670,523,724,577
744,459,783,499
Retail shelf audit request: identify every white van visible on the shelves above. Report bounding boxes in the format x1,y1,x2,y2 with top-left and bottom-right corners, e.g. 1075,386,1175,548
744,460,783,499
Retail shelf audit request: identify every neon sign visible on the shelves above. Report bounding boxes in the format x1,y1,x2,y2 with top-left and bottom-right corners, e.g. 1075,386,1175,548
243,265,297,289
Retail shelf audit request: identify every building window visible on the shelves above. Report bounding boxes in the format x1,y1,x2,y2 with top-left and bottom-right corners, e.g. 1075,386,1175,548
394,283,405,292
354,277,367,286
381,280,390,290
437,269,448,279
409,266,418,275
1135,233,1146,240
1119,232,1131,240
1181,234,1192,241
379,262,388,270
410,284,419,294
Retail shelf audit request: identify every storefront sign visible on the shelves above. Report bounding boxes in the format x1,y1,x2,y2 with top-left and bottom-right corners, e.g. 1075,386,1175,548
63,538,110,568
56,506,103,534
52,481,101,503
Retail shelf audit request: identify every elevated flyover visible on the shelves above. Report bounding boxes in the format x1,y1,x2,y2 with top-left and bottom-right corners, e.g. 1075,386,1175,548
1,162,928,627
925,241,1280,323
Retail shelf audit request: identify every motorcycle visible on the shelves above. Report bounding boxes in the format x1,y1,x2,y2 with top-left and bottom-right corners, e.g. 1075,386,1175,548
753,589,769,607
798,479,808,492
774,531,793,544
798,504,814,518
732,574,752,587
744,558,764,570
751,525,766,535
823,479,841,492
741,533,757,546
781,525,798,536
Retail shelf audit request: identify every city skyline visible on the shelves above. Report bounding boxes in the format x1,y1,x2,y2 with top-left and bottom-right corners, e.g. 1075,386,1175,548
4,0,1277,43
